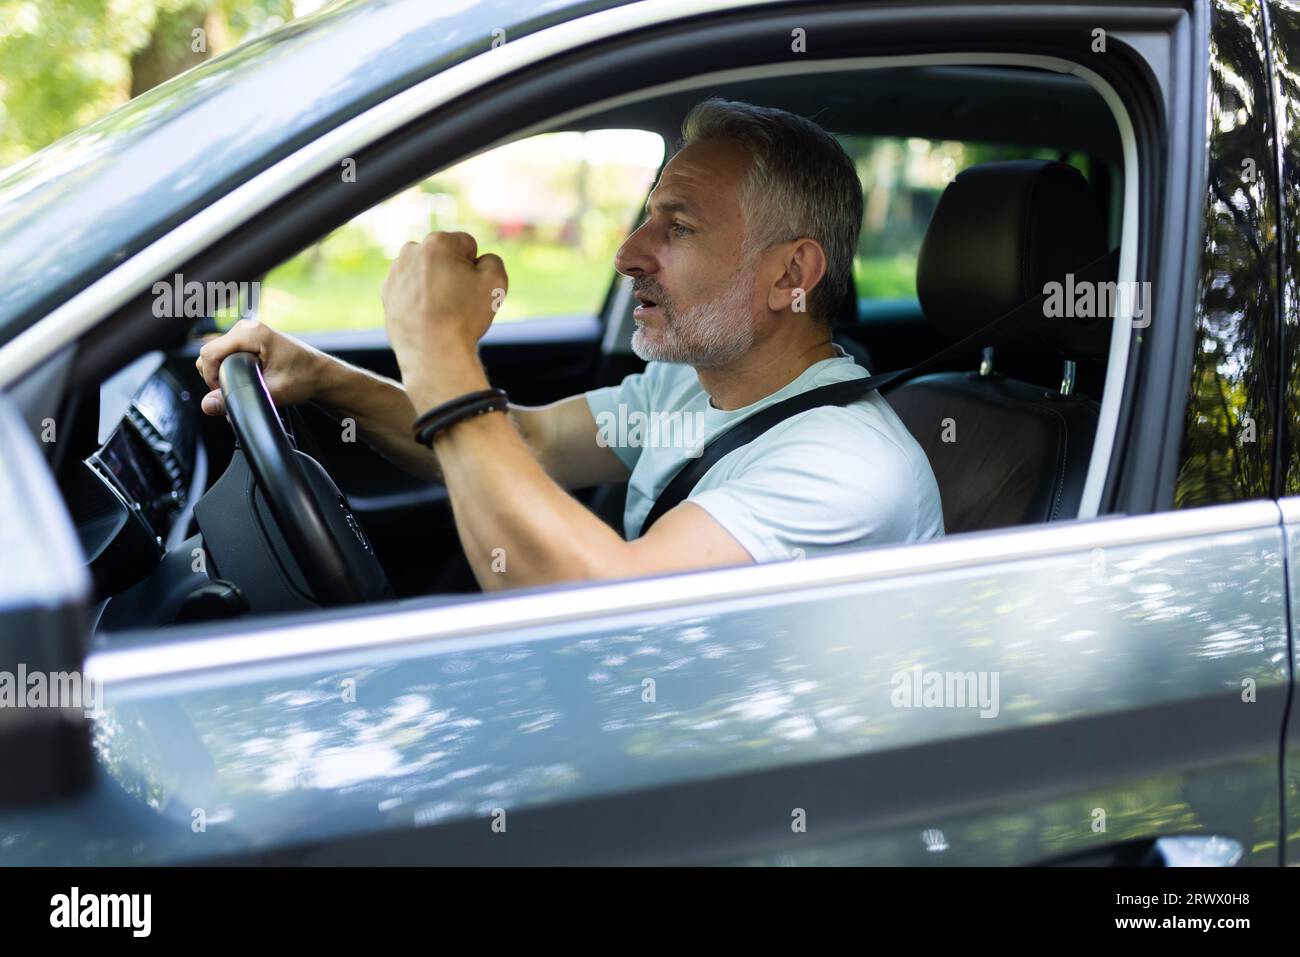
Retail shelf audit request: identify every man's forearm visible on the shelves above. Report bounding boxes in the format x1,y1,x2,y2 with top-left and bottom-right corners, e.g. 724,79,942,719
313,356,447,483
310,352,550,486
398,350,632,588
307,343,619,588
429,402,631,588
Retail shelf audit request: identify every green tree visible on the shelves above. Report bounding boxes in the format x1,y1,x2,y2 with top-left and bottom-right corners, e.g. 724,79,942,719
0,0,297,166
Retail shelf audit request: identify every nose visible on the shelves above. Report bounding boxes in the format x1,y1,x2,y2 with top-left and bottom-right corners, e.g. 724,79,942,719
614,220,657,279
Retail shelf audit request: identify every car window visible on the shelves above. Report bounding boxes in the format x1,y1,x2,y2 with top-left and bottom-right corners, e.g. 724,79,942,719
838,136,1088,303
251,129,665,333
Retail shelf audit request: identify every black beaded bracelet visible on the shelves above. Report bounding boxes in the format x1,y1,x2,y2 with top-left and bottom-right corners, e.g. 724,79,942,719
412,388,510,447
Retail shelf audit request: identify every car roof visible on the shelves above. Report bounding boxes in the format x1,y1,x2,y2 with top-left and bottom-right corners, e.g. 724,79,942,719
0,0,630,344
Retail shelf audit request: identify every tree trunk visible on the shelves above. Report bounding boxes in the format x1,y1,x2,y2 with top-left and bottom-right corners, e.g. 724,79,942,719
129,2,212,98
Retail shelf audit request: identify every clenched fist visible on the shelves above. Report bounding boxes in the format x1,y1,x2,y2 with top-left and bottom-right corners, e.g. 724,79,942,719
381,231,507,387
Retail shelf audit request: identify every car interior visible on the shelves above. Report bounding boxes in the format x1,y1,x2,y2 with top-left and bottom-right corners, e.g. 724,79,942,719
50,64,1127,636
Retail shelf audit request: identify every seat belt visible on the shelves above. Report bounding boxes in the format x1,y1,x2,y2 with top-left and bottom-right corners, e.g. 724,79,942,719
640,248,1119,533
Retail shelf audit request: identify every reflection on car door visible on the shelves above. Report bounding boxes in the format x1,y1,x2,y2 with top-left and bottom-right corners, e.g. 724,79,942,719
60,502,1286,866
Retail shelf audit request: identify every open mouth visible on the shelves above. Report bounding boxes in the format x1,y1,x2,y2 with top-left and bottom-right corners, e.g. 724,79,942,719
633,292,660,318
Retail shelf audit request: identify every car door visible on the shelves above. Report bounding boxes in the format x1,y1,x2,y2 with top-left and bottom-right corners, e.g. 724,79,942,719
25,1,1291,853
13,501,1263,866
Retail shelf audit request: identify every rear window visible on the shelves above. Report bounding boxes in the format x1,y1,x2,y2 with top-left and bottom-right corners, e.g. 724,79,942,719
838,136,1089,302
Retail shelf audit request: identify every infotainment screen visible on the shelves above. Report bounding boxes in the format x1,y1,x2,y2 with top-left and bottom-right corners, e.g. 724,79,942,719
132,370,194,475
133,374,182,441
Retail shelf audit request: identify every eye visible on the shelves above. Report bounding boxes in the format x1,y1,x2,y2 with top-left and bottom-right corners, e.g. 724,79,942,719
670,220,692,237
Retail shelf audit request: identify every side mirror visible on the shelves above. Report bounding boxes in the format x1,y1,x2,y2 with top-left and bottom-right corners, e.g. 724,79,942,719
0,395,94,805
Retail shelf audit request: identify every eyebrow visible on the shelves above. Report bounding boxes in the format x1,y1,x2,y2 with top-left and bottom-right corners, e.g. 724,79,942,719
644,192,701,219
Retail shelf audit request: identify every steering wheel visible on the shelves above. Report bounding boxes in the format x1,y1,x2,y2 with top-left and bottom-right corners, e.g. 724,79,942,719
218,352,391,606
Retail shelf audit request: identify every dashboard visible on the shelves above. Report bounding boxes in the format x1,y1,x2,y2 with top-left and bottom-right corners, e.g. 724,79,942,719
91,371,198,540
67,357,205,598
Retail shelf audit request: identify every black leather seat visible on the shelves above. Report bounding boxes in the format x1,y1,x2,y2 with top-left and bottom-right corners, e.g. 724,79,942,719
885,160,1111,534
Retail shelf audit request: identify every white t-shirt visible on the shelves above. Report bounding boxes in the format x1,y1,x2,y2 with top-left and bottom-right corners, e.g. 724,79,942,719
584,346,945,562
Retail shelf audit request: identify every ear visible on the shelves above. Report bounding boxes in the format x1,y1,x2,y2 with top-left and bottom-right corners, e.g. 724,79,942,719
765,238,828,316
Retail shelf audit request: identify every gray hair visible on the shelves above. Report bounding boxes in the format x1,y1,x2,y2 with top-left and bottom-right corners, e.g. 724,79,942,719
679,97,863,325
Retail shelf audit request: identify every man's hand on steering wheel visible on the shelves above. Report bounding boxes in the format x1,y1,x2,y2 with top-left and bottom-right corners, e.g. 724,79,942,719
195,318,330,417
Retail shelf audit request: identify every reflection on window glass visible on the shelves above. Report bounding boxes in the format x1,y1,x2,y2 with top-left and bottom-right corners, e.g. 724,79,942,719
255,129,665,333
838,136,1087,302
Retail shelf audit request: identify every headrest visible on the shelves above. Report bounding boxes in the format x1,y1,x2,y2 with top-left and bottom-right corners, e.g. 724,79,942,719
916,160,1111,362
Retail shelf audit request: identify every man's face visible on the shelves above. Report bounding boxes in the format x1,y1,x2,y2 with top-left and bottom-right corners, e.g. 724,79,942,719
614,139,762,368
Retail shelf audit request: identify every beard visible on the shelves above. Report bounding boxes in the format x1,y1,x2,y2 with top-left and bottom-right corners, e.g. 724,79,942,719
630,267,757,369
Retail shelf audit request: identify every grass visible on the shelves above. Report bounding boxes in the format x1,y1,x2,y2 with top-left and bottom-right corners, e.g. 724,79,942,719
255,241,613,334
854,252,918,300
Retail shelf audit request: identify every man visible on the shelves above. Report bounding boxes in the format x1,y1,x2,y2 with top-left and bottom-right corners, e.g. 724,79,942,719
196,98,943,591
